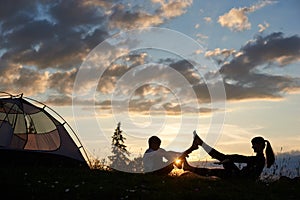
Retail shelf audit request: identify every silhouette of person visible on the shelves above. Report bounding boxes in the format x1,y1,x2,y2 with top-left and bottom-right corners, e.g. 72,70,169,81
183,131,275,180
143,135,198,175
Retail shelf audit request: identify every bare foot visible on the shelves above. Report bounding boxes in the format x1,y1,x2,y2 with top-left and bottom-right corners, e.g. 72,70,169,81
193,130,203,146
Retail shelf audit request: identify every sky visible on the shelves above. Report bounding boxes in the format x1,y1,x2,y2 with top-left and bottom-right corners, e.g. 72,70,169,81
1,0,300,163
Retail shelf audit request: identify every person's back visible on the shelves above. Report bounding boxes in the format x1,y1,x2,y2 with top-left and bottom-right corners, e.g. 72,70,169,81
143,148,168,172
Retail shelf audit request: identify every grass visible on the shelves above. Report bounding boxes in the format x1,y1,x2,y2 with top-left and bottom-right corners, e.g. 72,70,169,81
1,166,299,200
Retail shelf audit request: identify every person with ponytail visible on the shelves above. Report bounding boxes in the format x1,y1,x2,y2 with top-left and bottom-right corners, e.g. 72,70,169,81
183,131,275,180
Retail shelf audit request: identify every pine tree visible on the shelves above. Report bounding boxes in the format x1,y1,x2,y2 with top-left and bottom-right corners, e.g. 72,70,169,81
108,122,130,171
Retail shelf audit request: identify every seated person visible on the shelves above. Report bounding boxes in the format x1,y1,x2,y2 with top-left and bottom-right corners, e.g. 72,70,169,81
183,131,275,180
142,135,197,175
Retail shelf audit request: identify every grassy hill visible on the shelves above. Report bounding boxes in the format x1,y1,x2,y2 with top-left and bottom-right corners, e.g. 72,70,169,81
1,166,299,200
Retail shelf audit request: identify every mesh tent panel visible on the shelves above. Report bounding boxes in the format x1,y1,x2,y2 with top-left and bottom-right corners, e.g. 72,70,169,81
0,94,88,164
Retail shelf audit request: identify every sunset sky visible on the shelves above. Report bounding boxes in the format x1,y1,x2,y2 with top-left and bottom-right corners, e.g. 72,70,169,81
1,0,300,162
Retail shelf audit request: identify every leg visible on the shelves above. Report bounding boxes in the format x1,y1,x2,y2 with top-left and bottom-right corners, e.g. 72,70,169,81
151,163,174,175
183,162,227,178
205,150,241,177
194,168,228,178
193,132,227,162
208,148,227,162
183,158,240,179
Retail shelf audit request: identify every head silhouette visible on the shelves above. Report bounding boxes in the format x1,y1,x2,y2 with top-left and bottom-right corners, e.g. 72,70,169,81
251,136,275,168
148,136,161,151
251,136,265,153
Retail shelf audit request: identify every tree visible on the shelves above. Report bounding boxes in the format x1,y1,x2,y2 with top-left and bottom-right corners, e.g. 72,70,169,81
108,122,130,171
128,153,144,173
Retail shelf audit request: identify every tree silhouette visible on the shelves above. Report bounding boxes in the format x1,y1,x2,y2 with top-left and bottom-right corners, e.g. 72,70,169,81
128,153,144,173
108,122,130,171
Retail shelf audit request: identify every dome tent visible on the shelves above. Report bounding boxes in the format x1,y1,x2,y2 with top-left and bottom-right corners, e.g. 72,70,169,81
0,92,89,168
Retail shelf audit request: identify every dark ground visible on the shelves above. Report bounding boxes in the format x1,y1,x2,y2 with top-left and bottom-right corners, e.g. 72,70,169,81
0,166,299,200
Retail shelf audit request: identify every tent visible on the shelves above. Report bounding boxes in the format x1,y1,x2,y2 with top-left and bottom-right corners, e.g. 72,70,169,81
0,92,90,168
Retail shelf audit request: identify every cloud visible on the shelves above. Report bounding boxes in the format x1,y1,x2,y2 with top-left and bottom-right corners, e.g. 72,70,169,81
218,32,300,100
205,48,236,58
134,84,170,97
0,64,49,96
46,94,72,106
48,68,77,95
109,0,192,29
218,1,275,32
218,7,251,31
91,57,215,114
220,32,300,75
96,53,147,94
258,22,269,33
155,0,193,18
108,4,164,29
203,17,212,23
88,31,300,114
0,0,108,71
0,0,193,105
205,48,236,65
1,0,299,115
195,33,209,44
49,29,300,113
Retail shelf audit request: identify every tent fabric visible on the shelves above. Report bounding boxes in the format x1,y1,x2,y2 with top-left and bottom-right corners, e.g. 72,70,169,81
0,121,13,147
0,93,89,167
